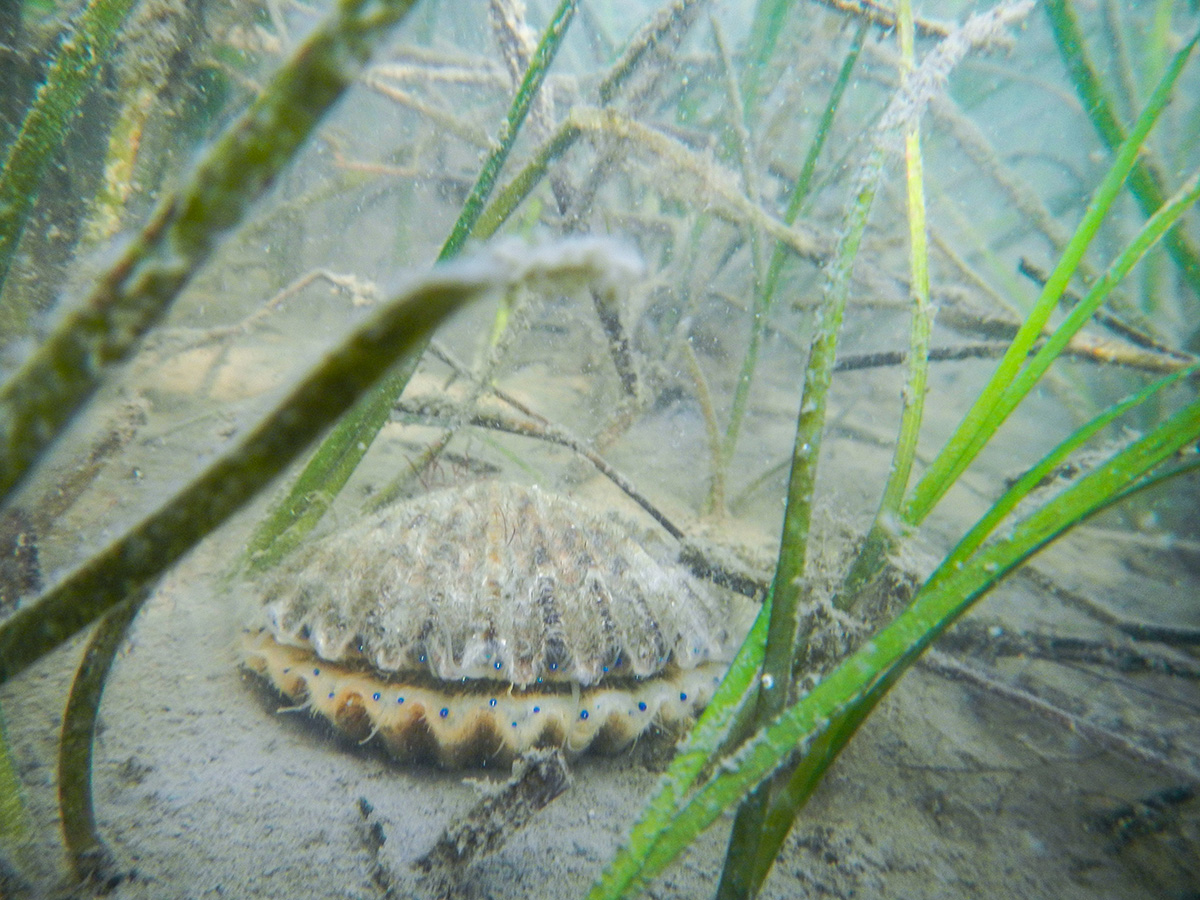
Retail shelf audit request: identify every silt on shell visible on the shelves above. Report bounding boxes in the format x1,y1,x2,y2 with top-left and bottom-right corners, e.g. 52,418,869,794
241,482,753,768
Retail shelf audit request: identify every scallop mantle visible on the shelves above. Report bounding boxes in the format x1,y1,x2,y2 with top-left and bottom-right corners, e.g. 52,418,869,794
241,481,752,768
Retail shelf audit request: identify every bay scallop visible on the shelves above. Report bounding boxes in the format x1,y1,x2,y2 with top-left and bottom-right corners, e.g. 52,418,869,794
241,482,753,768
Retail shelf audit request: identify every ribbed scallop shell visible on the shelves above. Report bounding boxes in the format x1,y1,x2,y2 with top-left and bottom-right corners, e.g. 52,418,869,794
241,482,750,767
255,482,739,687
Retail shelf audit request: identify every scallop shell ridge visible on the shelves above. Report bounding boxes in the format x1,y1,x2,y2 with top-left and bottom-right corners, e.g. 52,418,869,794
243,482,751,767
258,483,739,685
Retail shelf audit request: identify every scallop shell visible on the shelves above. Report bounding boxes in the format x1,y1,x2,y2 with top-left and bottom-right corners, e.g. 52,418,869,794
241,482,751,768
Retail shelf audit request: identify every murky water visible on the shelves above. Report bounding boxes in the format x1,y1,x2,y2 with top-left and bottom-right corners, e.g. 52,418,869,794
1,1,1197,897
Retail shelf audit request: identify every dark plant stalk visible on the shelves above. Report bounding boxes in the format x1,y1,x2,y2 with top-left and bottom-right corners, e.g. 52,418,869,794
0,0,421,505
245,0,579,571
58,594,144,882
810,0,950,37
0,264,487,684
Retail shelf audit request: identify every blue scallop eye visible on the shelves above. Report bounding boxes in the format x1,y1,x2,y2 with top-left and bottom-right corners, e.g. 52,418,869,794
493,661,503,670
439,708,449,718
313,668,321,676
397,696,405,704
638,701,647,712
580,710,589,720
679,692,688,702
371,692,381,701
488,698,497,707
549,662,558,671
532,706,541,714
327,692,335,699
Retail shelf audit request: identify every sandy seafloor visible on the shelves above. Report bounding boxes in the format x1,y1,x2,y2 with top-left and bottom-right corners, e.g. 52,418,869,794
4,482,1199,900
